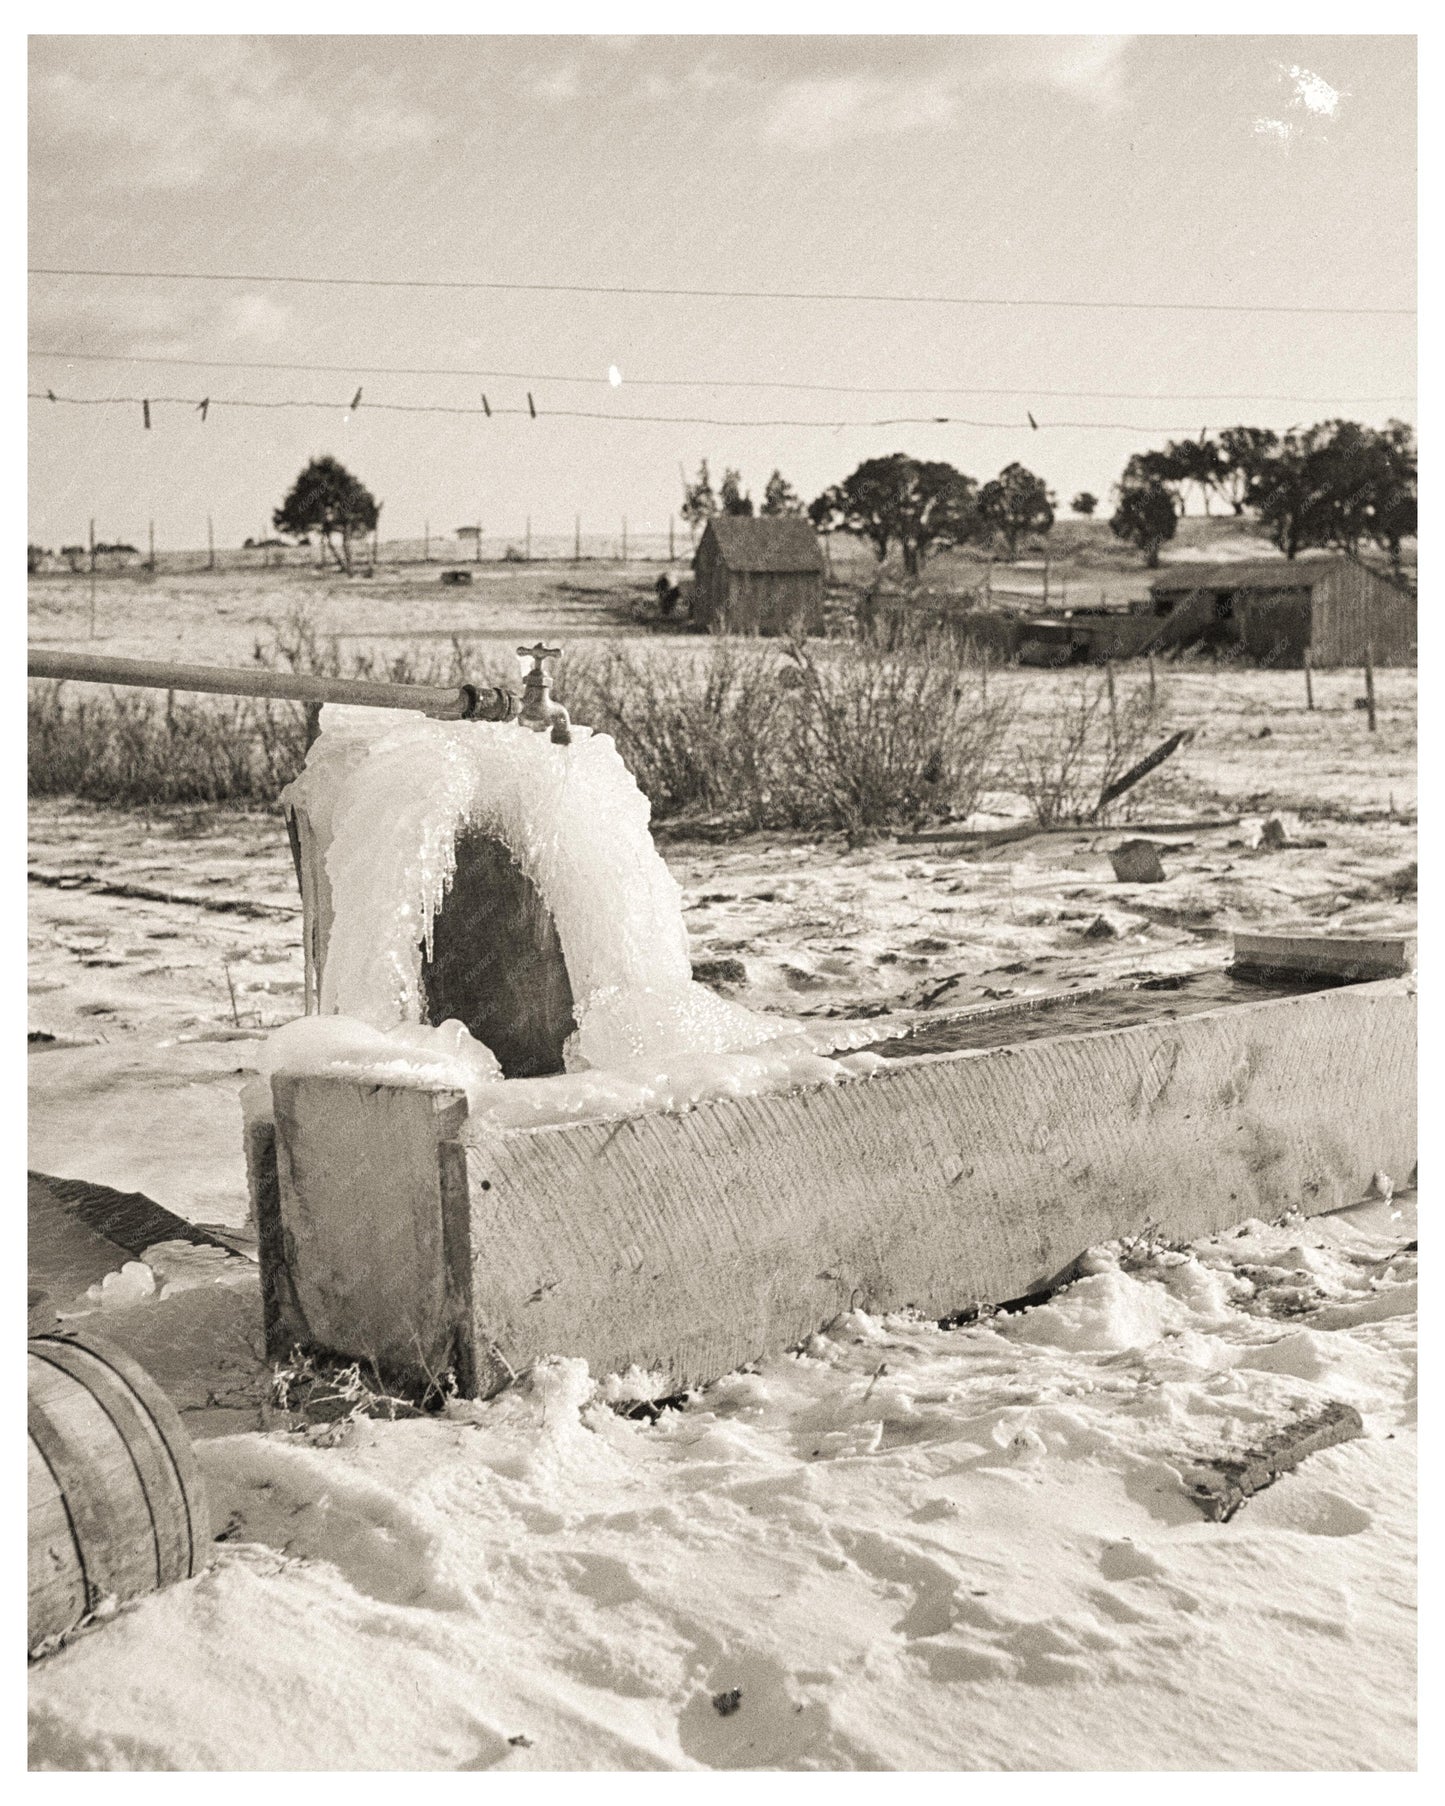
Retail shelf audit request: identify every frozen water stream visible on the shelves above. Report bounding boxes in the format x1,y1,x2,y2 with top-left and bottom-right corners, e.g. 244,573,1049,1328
267,704,892,1131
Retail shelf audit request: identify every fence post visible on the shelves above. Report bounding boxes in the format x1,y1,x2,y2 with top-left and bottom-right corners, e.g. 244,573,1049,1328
1303,645,1315,711
207,514,215,572
147,519,155,571
621,517,627,563
1147,651,1158,714
1364,642,1377,733
574,515,581,563
88,518,97,638
475,519,482,564
669,516,675,562
424,519,430,563
525,517,531,563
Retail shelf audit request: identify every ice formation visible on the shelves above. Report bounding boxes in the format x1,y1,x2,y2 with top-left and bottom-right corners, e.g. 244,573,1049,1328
268,704,889,1130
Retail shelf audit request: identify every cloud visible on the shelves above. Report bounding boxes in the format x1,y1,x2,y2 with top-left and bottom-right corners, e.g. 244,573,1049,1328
759,69,965,149
996,36,1133,106
30,38,435,190
1283,63,1345,118
29,281,294,365
222,294,292,344
531,66,582,103
1253,61,1347,153
755,37,1133,149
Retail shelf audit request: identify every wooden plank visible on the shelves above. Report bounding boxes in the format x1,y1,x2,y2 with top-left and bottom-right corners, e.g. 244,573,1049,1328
270,1077,473,1388
898,819,1238,848
269,978,1414,1398
1232,932,1416,983
1183,1402,1365,1522
28,1171,234,1261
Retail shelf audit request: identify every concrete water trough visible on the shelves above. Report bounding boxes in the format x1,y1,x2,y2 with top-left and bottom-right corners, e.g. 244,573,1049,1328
249,933,1416,1399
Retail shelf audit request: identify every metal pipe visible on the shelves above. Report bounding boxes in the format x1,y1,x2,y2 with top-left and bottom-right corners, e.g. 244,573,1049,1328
27,648,517,723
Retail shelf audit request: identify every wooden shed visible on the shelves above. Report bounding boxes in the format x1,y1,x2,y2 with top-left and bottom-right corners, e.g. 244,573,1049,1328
691,516,826,636
1147,556,1415,667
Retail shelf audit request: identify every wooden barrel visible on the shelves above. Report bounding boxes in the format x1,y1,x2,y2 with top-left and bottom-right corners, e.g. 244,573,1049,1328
28,1332,210,1652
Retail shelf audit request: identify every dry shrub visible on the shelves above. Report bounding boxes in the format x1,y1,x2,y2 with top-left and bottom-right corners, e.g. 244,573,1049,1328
558,624,1011,841
1012,669,1167,827
780,626,1013,842
29,607,1012,840
556,639,787,824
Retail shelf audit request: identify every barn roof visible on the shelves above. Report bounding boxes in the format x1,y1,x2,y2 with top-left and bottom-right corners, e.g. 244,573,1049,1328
1149,556,1342,595
702,515,824,573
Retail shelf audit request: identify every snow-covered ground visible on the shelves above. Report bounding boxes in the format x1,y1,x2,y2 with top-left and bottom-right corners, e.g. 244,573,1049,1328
28,1197,1416,1770
27,661,1416,1769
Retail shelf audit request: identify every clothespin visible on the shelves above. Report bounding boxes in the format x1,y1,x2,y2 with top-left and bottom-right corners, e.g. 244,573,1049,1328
46,388,56,402
198,397,210,422
527,391,537,419
1027,411,1038,431
350,387,363,411
934,415,948,424
143,399,151,429
481,393,491,417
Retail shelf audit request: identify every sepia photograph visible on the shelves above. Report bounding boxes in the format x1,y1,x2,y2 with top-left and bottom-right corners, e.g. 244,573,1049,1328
26,21,1418,1772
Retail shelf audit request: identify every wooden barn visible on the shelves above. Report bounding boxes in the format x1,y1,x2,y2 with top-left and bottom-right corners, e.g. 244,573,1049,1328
691,516,826,636
1147,556,1416,667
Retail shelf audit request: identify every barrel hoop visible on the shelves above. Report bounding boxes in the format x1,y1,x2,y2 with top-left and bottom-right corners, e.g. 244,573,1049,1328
32,1337,204,1577
26,1417,90,1616
66,1338,206,1573
29,1345,166,1591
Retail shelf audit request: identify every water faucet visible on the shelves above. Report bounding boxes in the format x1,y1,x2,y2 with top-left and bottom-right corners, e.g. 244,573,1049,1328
515,644,572,745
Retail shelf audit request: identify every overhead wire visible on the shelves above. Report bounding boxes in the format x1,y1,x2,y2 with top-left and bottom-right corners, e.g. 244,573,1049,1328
29,390,1245,433
26,346,1416,408
28,263,1416,317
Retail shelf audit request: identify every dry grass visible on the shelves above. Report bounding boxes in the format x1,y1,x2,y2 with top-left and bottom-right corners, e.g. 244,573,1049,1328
30,606,1169,837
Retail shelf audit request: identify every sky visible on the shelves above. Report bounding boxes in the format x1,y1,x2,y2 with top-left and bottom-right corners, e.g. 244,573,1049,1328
27,33,1417,555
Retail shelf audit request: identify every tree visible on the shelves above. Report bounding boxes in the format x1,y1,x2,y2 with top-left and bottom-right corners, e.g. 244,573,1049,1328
1362,420,1417,577
1216,426,1280,515
1122,449,1186,519
808,453,978,577
1158,437,1226,516
719,468,754,516
977,462,1055,559
760,470,802,516
1246,418,1418,567
1071,492,1098,517
273,456,379,573
680,459,716,541
1110,480,1178,568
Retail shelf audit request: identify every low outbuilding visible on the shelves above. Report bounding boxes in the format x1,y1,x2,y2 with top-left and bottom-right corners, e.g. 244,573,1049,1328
691,516,826,636
1146,556,1415,667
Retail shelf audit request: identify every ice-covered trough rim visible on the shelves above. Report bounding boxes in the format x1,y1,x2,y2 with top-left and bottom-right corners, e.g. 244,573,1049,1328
280,700,854,1081
250,937,1416,1401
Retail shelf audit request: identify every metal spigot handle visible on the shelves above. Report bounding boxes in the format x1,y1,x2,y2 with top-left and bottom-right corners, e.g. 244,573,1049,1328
517,643,562,678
